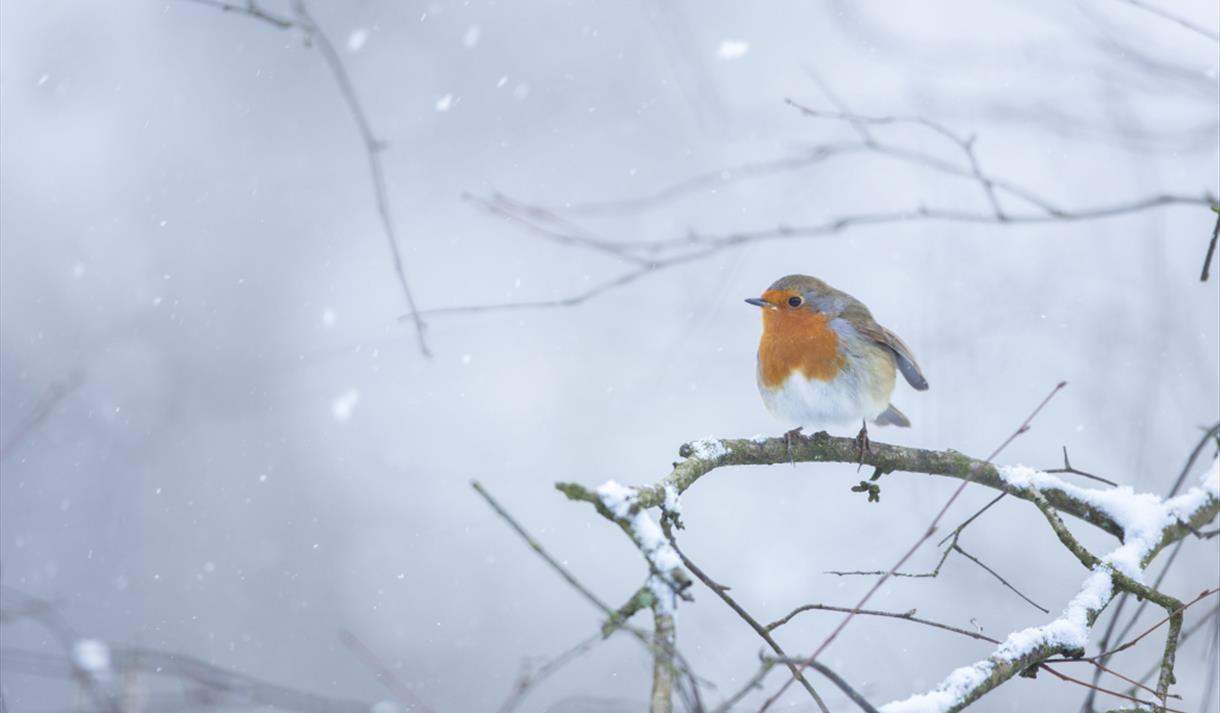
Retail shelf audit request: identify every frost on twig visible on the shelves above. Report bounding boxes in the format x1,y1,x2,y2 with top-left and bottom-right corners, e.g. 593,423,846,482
878,458,1220,713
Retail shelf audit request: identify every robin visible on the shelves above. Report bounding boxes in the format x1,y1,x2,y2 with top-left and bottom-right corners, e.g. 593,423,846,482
745,274,928,455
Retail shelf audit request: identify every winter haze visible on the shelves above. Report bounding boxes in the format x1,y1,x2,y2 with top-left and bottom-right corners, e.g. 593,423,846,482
1,1,1218,711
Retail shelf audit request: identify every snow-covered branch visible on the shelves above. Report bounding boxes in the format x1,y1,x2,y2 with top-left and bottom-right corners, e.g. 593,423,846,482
880,459,1219,712
556,432,1220,711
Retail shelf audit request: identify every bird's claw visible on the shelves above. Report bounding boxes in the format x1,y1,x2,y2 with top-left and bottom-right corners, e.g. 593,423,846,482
785,426,804,467
855,421,871,471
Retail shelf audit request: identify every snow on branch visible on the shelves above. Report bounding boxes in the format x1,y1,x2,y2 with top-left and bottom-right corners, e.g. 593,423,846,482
594,481,691,614
556,431,1220,712
880,458,1219,712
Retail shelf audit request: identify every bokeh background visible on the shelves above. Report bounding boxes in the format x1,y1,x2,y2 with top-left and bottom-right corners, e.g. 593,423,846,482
2,1,1218,710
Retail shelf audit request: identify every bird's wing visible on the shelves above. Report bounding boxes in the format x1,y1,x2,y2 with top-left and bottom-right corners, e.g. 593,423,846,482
876,325,929,391
844,304,929,391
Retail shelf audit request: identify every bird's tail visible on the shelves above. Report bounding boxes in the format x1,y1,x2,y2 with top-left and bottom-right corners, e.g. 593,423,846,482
874,404,911,427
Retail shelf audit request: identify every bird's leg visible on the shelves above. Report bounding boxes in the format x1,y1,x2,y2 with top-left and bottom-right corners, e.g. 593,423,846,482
784,426,803,467
855,419,871,470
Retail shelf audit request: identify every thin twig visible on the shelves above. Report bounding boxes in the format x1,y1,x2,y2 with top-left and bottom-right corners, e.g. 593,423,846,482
337,630,436,713
178,0,295,28
0,587,119,713
1126,603,1220,694
0,373,82,464
760,600,1168,704
182,0,431,356
1039,664,1188,713
952,543,1050,613
757,382,1067,710
765,603,998,642
1111,0,1220,42
1166,423,1220,497
471,480,616,617
804,662,879,713
661,525,831,713
1081,426,1216,711
1093,588,1219,661
1046,446,1118,487
470,481,704,709
710,659,777,713
496,633,603,713
826,492,1049,613
437,192,1210,318
1203,210,1220,281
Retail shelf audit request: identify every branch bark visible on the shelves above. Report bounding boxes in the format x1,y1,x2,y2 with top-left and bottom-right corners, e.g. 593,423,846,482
558,430,1127,539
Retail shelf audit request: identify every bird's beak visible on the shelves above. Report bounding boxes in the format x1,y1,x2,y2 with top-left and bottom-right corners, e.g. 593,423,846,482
744,297,775,309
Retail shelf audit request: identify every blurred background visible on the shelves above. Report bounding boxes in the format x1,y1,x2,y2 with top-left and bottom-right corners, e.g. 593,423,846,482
1,1,1217,710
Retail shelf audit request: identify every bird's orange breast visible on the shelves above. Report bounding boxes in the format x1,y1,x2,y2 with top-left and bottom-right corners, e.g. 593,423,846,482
757,291,846,389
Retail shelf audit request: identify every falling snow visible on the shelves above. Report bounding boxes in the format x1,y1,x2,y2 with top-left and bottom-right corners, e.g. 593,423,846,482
717,39,749,59
331,389,360,422
347,28,369,53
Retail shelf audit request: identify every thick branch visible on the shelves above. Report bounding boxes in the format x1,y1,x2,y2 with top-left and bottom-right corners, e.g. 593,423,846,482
558,431,1125,539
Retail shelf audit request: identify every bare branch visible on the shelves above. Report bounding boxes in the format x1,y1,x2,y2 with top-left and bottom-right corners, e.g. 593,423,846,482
496,632,603,713
1047,446,1119,487
765,603,998,643
758,382,1066,708
181,0,431,355
0,373,81,465
1093,588,1219,662
438,192,1211,317
470,481,704,710
471,480,617,619
0,645,372,713
1110,0,1220,42
178,0,296,28
1167,423,1220,497
337,629,436,713
1203,209,1220,281
710,658,777,713
661,524,831,713
827,494,1049,614
952,542,1050,614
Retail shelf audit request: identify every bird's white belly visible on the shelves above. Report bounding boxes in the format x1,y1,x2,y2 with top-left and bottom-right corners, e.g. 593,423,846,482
757,368,888,428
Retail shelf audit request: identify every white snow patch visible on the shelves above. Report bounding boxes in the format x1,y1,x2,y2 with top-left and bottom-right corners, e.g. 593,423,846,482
595,480,635,518
321,308,336,327
1202,457,1219,498
993,568,1112,661
880,662,993,713
716,39,749,59
463,25,481,47
596,480,683,614
687,438,728,460
72,639,110,675
331,389,360,422
347,28,369,53
999,463,1217,579
663,484,682,515
435,93,453,112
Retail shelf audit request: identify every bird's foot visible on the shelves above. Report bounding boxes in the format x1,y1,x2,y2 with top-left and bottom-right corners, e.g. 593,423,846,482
784,426,804,467
855,420,871,471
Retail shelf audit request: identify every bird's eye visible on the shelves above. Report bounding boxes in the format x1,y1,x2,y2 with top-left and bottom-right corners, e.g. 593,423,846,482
787,296,803,307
